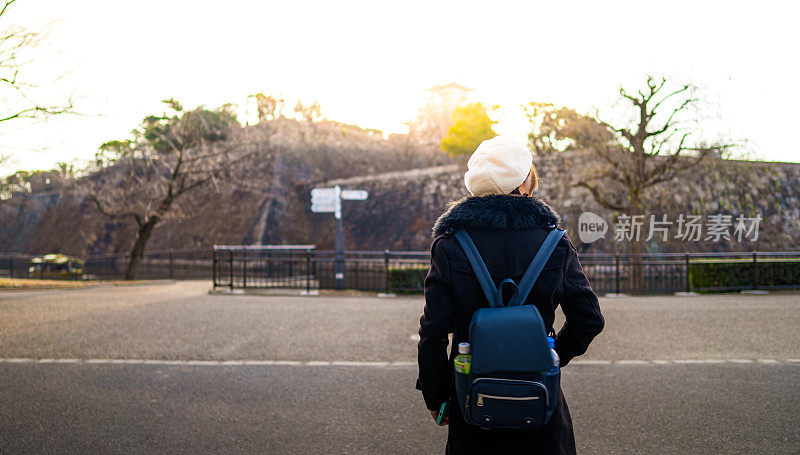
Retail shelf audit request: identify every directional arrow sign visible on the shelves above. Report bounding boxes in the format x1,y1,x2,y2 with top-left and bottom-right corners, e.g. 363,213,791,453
310,187,336,213
341,189,369,201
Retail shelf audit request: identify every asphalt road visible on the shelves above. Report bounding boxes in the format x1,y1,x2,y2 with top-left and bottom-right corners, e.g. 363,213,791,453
1,282,799,454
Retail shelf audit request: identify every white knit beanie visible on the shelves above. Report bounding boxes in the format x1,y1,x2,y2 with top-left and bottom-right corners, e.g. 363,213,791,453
464,136,533,196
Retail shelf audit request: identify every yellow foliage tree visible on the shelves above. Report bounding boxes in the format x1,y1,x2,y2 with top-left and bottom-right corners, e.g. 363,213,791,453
440,102,497,157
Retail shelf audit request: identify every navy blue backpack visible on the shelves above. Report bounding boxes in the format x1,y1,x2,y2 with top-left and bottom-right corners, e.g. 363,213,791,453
453,227,565,430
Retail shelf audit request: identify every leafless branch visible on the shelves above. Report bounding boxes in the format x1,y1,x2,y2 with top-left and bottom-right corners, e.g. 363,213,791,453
575,181,629,212
0,1,75,125
0,0,17,17
647,96,696,137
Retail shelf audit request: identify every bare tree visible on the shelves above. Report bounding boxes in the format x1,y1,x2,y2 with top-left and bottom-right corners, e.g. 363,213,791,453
294,99,322,122
0,0,72,126
0,0,74,174
251,92,285,123
527,75,735,291
86,99,268,279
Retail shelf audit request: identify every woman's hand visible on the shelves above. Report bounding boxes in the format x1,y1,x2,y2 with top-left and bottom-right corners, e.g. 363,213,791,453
430,410,449,426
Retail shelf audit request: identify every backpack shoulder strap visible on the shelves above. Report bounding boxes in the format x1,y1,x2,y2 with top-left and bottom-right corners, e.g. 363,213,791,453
453,230,499,308
515,227,566,305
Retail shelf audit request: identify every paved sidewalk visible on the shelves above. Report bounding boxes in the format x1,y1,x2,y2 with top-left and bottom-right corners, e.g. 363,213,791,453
1,281,798,362
0,362,797,455
1,282,798,454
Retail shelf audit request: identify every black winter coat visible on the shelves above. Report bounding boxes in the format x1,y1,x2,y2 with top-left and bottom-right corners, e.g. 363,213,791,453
416,195,605,455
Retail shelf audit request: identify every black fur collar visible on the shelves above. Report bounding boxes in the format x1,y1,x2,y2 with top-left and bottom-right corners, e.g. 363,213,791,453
432,195,560,238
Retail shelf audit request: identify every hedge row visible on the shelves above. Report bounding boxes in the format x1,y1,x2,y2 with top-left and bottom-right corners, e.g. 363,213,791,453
387,266,428,293
386,260,800,294
688,260,800,291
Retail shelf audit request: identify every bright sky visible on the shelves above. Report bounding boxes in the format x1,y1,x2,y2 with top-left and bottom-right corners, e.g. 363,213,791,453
1,0,798,174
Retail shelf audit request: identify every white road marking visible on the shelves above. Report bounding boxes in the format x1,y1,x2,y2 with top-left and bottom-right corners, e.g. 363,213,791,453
332,361,389,367
2,358,34,363
1,358,798,367
674,359,726,364
570,360,612,365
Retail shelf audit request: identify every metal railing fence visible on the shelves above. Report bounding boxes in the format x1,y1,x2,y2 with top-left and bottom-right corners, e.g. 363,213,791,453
0,249,215,281
3,248,800,294
578,251,800,294
211,246,430,293
0,253,35,279
212,248,800,294
82,248,215,279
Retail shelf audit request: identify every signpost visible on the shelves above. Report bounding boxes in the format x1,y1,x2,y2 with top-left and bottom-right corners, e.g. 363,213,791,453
310,185,369,289
310,188,337,213
340,189,369,201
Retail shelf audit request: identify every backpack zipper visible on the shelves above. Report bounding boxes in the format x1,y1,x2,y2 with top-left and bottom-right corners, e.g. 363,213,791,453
476,393,541,407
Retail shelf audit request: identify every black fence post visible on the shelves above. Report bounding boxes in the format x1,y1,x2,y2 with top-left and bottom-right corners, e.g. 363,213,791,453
169,249,174,280
266,252,271,282
306,249,312,293
242,248,247,289
684,252,691,293
312,250,316,285
9,255,13,279
212,247,217,288
614,253,620,295
384,249,391,294
229,249,234,291
752,251,758,290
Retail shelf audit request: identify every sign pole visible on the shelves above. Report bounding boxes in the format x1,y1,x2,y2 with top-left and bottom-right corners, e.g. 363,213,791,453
310,185,368,291
334,185,345,290
334,215,345,289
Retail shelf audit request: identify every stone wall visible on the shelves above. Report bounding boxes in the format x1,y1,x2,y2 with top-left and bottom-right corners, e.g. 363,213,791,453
312,154,800,253
1,152,798,255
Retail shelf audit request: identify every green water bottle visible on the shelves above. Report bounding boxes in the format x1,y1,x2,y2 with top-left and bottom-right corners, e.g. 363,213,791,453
454,342,471,375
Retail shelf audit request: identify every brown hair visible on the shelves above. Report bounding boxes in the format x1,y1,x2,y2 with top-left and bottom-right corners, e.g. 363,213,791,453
510,164,539,195
529,164,539,193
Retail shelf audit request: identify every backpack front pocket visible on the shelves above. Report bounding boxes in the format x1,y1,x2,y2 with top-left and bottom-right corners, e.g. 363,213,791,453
468,378,548,430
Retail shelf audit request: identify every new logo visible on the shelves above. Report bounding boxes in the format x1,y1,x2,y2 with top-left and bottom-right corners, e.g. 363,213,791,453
578,212,608,244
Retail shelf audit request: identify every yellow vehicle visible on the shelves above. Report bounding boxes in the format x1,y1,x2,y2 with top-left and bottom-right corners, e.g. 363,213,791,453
28,254,84,279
